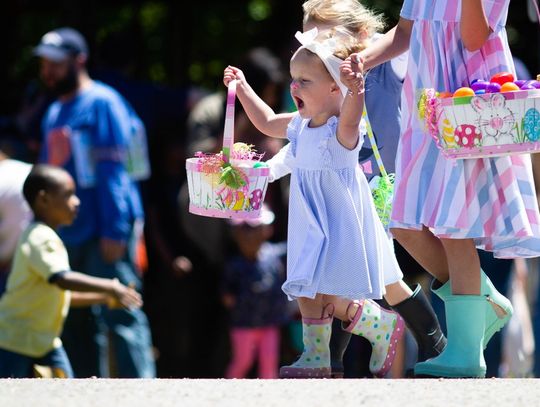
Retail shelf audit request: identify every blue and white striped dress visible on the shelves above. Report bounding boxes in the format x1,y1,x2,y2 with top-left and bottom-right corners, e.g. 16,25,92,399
279,114,403,300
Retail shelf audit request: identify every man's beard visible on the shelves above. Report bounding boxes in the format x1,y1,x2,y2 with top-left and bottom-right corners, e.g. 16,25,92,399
50,64,79,97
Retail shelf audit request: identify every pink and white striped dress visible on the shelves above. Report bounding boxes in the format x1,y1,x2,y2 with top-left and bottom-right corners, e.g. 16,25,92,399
391,0,540,258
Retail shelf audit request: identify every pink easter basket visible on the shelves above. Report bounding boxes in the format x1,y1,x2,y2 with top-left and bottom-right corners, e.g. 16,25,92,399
423,88,540,159
186,80,270,219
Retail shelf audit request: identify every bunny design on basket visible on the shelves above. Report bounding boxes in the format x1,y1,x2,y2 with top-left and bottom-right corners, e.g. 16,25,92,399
472,93,516,146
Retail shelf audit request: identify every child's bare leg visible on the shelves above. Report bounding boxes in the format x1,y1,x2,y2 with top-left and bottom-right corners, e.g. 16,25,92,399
391,226,449,283
297,295,326,319
321,295,358,321
440,238,480,295
384,280,414,306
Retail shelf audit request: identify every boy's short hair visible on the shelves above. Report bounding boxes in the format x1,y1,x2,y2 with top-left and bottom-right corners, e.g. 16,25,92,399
23,164,68,209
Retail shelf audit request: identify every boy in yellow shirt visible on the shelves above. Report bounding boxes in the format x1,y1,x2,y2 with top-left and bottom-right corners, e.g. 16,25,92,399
0,164,142,378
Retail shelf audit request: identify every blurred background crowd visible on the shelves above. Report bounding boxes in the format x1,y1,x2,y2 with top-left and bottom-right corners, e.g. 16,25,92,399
1,0,540,379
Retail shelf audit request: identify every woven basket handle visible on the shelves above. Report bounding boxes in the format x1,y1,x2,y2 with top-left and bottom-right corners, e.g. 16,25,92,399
222,80,236,163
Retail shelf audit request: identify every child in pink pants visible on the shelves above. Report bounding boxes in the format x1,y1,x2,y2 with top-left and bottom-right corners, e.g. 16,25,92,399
222,206,288,379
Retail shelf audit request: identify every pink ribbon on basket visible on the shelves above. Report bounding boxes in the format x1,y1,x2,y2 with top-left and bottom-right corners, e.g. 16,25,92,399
420,88,445,152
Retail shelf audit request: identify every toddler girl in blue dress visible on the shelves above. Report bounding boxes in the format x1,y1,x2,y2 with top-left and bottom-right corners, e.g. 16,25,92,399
224,28,428,378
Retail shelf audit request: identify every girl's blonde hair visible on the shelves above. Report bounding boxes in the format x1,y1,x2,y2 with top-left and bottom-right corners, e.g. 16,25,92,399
302,0,385,39
320,27,364,60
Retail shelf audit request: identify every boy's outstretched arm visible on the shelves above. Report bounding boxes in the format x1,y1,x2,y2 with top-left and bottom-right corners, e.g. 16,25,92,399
461,0,491,51
224,66,294,139
69,292,108,307
360,18,413,71
51,271,142,309
337,55,365,150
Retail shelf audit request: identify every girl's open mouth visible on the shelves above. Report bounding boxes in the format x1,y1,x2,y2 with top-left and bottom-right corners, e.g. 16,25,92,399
294,96,304,109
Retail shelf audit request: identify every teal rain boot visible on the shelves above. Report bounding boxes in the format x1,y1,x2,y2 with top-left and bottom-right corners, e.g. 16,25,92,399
279,306,333,378
414,295,487,378
432,270,513,348
343,299,405,377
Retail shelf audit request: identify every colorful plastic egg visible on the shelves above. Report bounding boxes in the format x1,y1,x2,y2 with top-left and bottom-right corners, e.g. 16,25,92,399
514,80,527,88
524,108,540,141
500,82,520,92
438,91,453,98
253,162,268,168
453,87,475,97
490,72,515,86
471,80,489,92
486,82,502,93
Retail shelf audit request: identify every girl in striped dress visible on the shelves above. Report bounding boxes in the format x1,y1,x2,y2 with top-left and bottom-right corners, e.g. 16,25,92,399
224,29,410,379
361,0,540,378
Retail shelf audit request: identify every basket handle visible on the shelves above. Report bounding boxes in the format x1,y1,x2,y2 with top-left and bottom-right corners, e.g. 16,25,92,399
223,80,237,163
362,109,388,178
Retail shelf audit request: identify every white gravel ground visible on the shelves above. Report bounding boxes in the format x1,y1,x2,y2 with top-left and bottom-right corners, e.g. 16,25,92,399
0,378,538,407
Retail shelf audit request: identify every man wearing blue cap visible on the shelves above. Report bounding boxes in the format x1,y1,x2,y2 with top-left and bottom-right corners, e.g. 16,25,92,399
34,27,155,378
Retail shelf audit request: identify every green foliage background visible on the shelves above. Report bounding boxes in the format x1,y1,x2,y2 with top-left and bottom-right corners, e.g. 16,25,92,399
0,0,538,115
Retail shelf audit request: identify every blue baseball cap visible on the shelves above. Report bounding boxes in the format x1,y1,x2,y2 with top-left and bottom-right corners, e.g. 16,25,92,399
33,28,88,62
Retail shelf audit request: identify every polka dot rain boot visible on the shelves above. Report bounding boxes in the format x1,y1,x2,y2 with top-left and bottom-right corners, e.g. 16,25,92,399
343,299,405,377
279,305,333,379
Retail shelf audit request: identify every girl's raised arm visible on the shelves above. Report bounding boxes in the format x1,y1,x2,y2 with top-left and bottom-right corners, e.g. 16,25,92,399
359,18,413,71
224,66,294,139
337,55,365,150
460,0,491,51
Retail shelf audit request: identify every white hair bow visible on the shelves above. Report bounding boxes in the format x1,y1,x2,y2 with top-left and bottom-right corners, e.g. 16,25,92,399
295,28,348,97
